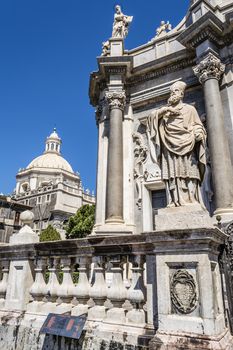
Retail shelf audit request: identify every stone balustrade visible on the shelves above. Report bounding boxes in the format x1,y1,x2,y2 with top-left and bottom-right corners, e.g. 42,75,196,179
25,253,146,327
0,227,228,348
0,236,150,332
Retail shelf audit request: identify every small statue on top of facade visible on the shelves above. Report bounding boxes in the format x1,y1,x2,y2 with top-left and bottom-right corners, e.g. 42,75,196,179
101,40,110,56
156,20,172,37
112,5,133,39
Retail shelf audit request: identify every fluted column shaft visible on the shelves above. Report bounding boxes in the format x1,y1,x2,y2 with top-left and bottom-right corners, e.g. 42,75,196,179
194,53,233,212
105,91,126,223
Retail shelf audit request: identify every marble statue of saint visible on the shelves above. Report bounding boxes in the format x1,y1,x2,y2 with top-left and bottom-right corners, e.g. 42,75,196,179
148,81,207,207
112,5,133,39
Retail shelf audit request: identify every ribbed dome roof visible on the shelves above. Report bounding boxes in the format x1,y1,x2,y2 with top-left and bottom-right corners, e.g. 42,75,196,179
27,153,73,173
26,129,74,173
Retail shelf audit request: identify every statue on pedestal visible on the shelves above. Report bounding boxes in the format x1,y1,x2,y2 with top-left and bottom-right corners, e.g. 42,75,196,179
148,81,207,207
112,5,133,39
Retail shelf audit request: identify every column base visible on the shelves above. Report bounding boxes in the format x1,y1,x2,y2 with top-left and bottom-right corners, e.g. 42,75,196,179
92,222,134,236
149,330,233,350
105,216,124,224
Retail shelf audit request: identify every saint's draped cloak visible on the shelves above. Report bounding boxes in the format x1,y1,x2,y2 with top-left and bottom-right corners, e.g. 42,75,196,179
148,104,206,187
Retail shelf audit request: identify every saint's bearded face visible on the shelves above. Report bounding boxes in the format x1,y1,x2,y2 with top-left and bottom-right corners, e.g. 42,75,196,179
168,88,184,106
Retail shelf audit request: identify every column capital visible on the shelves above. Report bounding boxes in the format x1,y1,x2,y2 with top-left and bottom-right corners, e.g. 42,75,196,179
106,90,126,111
193,53,225,84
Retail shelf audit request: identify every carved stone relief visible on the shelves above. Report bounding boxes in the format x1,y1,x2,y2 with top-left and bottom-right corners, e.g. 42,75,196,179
133,132,148,209
170,270,198,314
199,114,214,213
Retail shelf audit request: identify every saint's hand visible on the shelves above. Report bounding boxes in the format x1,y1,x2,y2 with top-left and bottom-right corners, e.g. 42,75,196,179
194,130,204,142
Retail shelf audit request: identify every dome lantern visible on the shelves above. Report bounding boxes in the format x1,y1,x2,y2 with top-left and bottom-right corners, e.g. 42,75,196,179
25,129,74,173
44,128,62,154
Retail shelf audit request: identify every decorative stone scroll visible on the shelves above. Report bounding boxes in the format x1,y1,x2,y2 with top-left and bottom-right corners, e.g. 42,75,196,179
106,91,126,111
170,270,198,314
193,53,225,84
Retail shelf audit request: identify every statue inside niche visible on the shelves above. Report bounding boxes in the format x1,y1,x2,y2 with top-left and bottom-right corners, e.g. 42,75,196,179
147,81,207,208
112,5,133,39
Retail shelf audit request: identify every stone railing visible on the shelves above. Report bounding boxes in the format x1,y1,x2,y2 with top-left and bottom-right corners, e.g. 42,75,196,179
0,236,151,335
0,226,229,349
26,254,146,326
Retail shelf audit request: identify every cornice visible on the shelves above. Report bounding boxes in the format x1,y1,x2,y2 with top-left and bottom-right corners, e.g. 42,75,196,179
178,11,224,49
127,54,196,86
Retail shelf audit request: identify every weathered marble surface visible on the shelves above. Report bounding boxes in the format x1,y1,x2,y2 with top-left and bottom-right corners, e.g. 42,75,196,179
154,205,213,231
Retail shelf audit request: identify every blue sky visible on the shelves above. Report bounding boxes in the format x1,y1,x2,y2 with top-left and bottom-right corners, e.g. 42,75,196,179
0,0,189,194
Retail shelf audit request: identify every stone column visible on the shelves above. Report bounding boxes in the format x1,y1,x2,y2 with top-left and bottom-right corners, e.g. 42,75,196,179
105,90,126,224
194,53,233,213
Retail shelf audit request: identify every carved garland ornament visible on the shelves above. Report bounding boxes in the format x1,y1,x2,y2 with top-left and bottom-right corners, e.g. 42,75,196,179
170,270,198,314
193,53,225,84
106,91,126,111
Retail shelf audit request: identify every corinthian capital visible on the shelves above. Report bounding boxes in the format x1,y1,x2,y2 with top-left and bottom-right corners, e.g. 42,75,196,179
193,53,225,84
106,91,126,111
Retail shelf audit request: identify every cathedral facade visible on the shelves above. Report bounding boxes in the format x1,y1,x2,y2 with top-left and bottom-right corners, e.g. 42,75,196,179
0,1,233,349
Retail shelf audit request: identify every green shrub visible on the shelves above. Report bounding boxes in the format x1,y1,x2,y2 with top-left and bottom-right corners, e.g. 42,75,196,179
66,204,95,239
39,225,61,242
44,269,79,284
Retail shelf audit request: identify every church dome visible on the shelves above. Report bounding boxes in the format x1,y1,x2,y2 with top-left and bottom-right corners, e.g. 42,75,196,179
27,153,73,172
26,129,74,173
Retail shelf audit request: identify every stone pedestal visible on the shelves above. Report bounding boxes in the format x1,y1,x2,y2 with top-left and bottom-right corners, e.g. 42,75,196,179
154,205,213,231
5,211,38,311
147,227,232,349
5,258,35,311
109,38,124,56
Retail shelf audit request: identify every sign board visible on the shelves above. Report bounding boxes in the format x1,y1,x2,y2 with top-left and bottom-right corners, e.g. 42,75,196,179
40,313,87,340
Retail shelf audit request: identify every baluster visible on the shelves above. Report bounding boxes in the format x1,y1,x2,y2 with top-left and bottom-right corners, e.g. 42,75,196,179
88,257,107,321
27,258,47,313
127,255,146,325
106,256,127,324
71,256,91,316
0,261,9,309
42,257,60,313
56,257,74,313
